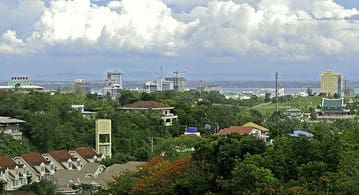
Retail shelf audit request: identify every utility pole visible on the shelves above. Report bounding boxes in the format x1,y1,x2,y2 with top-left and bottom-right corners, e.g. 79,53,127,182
275,72,279,112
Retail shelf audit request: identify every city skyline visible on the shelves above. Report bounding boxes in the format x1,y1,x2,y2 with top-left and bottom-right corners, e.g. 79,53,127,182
0,0,359,81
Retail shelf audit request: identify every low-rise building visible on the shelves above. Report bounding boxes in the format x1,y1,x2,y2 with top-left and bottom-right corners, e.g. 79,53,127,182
69,147,104,165
0,157,28,191
217,125,269,141
315,98,353,121
13,152,55,183
42,150,83,171
0,116,25,140
71,105,96,119
120,100,178,126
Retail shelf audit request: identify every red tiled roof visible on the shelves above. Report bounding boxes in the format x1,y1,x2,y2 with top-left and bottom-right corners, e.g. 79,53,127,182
74,147,101,160
121,100,172,109
217,126,254,136
20,152,50,166
48,150,77,162
0,156,17,169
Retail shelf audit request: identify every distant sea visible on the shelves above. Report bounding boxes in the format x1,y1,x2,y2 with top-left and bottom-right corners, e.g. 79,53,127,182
1,80,357,95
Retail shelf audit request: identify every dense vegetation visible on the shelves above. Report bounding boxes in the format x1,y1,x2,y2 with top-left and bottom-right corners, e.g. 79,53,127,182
1,89,359,194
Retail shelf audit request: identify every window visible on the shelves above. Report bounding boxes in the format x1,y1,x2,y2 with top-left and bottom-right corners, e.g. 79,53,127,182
40,165,45,172
99,134,110,143
165,119,171,123
68,162,72,169
50,164,54,170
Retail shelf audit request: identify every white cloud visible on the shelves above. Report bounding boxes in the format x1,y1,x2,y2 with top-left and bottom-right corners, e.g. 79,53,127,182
0,30,28,54
181,0,359,58
0,0,359,61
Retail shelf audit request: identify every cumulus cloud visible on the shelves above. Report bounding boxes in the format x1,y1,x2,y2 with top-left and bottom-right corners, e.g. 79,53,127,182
1,0,198,55
181,0,359,58
0,0,359,60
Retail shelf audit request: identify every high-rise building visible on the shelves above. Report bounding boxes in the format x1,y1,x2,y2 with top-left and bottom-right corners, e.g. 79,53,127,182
95,119,112,158
164,77,186,92
103,71,123,99
320,71,343,96
74,78,91,94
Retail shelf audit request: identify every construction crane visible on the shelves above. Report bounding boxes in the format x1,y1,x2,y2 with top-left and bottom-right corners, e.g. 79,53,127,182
173,70,186,78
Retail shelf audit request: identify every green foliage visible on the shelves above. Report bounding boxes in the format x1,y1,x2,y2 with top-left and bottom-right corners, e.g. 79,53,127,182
0,133,34,157
19,180,60,195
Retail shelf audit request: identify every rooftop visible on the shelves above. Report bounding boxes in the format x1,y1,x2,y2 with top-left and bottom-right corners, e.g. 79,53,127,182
243,122,269,132
0,156,17,169
73,147,101,160
0,116,25,124
217,126,254,136
20,152,51,166
47,150,77,162
322,98,344,108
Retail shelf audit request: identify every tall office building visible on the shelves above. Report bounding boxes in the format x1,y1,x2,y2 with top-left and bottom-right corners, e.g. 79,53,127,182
320,71,343,96
95,119,112,158
74,78,91,94
103,71,123,99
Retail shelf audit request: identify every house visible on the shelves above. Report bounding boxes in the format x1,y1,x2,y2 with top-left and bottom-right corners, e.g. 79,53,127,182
13,152,55,183
217,125,268,141
120,100,178,126
0,116,25,140
42,150,83,171
71,105,96,119
69,147,104,165
315,98,353,121
0,157,28,191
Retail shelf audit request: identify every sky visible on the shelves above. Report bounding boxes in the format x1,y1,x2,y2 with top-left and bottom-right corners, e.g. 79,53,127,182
0,0,359,81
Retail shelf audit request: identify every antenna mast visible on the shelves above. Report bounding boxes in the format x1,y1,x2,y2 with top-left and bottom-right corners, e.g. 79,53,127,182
275,72,279,112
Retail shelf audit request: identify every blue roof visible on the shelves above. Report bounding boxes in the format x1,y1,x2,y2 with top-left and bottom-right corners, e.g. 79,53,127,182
289,130,313,138
187,127,198,133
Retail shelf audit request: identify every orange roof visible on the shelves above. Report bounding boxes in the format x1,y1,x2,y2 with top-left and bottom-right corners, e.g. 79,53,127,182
48,150,77,162
20,152,50,166
217,126,254,136
0,156,17,169
121,100,172,109
74,147,101,160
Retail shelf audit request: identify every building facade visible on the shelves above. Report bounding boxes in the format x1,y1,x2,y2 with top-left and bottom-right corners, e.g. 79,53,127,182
121,100,178,126
103,71,123,99
0,117,25,140
95,119,112,158
320,71,343,96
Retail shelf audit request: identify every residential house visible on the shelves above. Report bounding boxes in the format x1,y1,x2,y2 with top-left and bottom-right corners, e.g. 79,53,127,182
217,125,268,141
42,150,83,171
0,157,28,191
69,147,103,165
120,100,178,126
0,116,25,140
13,152,55,183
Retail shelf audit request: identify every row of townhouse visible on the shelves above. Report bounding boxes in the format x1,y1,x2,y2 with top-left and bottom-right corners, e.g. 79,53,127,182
0,147,103,191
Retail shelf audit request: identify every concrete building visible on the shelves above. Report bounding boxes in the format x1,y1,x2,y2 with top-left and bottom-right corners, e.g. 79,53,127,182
320,71,343,96
143,78,175,93
71,105,96,119
164,77,186,92
103,71,123,99
0,77,43,92
95,119,112,158
121,100,178,126
0,157,28,191
0,116,25,140
74,78,91,94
